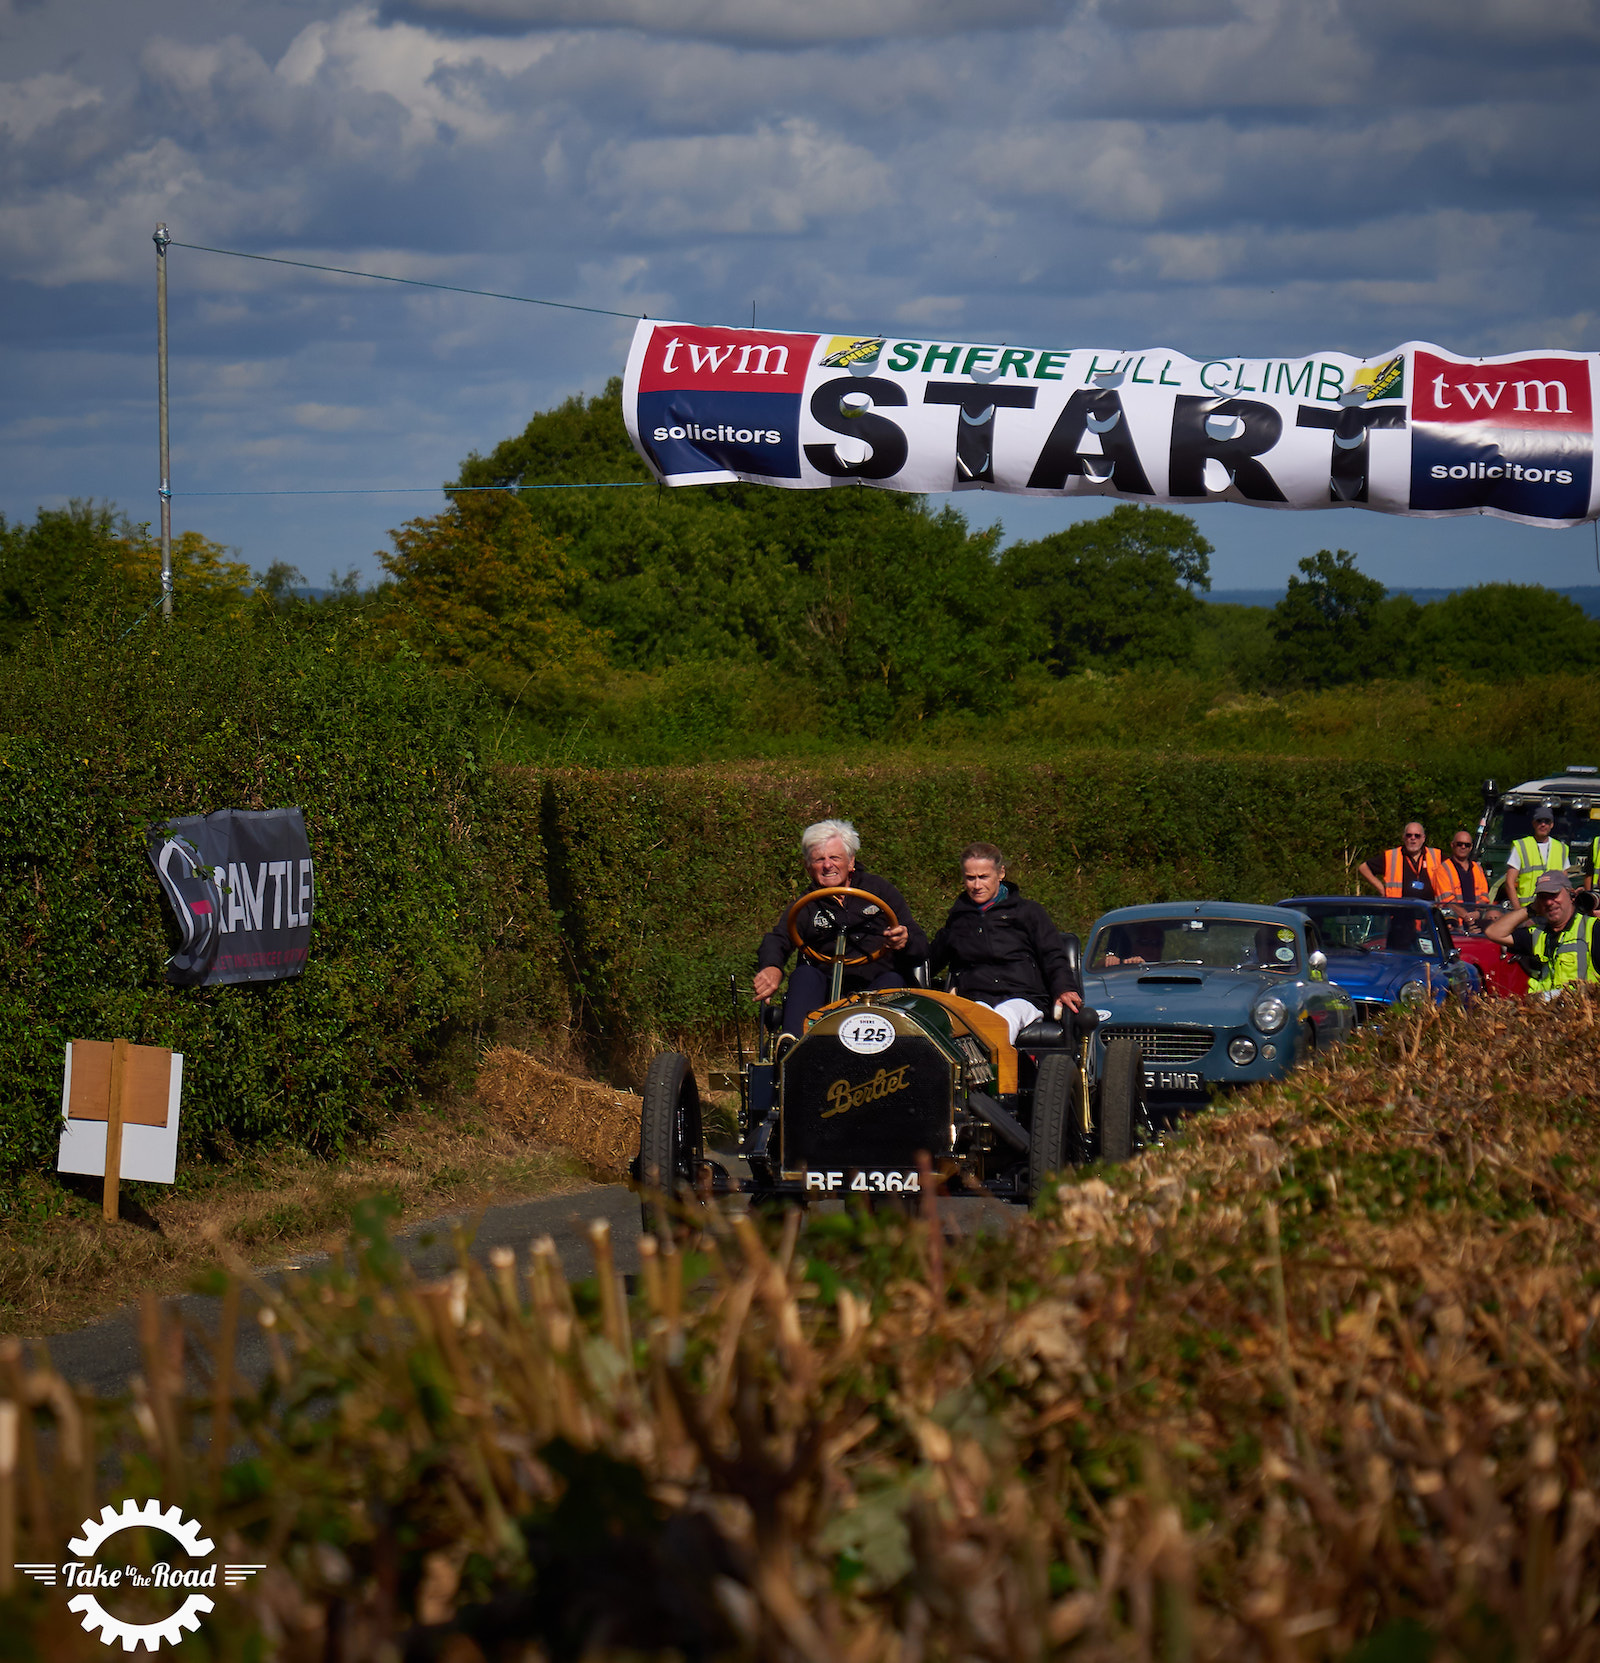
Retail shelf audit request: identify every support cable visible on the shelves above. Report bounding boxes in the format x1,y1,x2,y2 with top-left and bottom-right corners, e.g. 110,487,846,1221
168,241,645,320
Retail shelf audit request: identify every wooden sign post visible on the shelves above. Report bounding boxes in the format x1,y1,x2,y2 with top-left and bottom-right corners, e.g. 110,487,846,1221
103,1037,130,1221
59,1040,184,1217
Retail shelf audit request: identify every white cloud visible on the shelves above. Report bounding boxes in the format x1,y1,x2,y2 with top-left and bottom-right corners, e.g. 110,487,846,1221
0,72,103,141
3,0,1597,585
292,401,374,429
591,118,889,236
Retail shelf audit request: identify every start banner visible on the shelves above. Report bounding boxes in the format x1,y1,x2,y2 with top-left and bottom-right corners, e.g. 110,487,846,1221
623,322,1599,528
147,807,314,986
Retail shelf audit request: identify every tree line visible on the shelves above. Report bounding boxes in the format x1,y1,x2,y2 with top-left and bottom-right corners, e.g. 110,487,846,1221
5,378,1598,748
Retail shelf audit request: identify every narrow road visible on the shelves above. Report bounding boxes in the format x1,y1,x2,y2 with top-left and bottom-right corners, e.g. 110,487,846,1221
42,1180,644,1399
41,1163,1020,1398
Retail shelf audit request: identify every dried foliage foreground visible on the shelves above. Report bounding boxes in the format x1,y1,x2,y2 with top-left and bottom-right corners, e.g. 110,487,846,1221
2,990,1598,1662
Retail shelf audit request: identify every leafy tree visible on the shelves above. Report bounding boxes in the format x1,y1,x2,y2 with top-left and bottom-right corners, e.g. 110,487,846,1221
448,379,1036,728
0,501,125,647
116,524,254,622
0,502,252,646
1409,584,1600,682
379,492,607,700
996,504,1213,674
1262,549,1419,689
1193,601,1275,684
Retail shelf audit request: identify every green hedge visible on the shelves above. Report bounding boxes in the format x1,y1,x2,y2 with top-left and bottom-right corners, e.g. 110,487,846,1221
0,610,1475,1179
535,754,1477,1045
0,611,567,1184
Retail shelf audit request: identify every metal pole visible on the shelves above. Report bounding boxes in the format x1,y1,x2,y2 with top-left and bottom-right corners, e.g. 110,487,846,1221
154,223,172,619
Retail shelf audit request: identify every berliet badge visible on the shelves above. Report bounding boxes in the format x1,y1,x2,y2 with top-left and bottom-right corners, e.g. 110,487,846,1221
15,1497,264,1651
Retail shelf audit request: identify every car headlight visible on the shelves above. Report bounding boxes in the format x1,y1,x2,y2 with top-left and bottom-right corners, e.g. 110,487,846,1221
1251,994,1288,1034
1228,1037,1257,1065
1396,978,1429,1007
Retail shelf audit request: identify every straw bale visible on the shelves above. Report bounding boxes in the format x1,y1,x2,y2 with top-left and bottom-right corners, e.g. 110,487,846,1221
477,1044,641,1177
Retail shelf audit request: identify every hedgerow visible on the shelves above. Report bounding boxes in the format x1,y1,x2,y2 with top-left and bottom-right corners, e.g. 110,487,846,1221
533,754,1477,1048
0,608,566,1182
0,591,1481,1173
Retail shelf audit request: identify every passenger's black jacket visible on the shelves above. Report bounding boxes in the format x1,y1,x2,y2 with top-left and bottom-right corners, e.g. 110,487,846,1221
929,882,1079,1005
756,866,928,979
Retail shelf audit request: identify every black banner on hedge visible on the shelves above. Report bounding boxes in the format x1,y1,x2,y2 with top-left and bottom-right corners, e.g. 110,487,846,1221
147,808,314,986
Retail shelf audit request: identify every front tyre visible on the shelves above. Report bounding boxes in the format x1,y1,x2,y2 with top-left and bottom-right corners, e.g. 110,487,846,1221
637,1052,704,1239
1028,1052,1079,1200
1097,1039,1140,1164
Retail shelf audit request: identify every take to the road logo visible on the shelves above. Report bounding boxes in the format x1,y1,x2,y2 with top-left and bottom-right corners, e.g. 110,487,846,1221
635,323,814,481
15,1498,263,1651
1410,349,1593,521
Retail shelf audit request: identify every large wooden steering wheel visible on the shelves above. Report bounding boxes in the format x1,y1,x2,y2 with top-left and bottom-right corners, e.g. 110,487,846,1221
785,887,900,969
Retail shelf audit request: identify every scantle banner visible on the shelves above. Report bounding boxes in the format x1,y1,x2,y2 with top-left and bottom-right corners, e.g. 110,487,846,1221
622,322,1599,528
147,807,314,987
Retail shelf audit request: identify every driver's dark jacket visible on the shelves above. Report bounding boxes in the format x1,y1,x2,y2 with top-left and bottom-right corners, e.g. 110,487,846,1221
756,867,928,980
930,883,1079,1005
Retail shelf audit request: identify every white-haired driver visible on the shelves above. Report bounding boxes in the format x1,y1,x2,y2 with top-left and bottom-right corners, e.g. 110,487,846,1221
752,819,928,1036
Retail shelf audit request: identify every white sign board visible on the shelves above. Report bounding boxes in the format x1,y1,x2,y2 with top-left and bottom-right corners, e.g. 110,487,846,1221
58,1042,184,1185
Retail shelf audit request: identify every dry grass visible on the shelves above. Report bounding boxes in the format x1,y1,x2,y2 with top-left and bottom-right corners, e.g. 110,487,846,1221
0,1082,589,1336
5,991,1600,1660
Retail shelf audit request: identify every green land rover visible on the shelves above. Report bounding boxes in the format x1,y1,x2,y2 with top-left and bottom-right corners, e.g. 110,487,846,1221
1473,765,1599,899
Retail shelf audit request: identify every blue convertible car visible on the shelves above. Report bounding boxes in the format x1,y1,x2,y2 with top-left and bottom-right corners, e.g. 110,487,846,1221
1276,897,1480,1024
1083,900,1355,1124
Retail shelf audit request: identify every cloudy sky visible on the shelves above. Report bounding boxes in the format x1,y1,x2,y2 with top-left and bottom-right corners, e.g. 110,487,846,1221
4,0,1599,591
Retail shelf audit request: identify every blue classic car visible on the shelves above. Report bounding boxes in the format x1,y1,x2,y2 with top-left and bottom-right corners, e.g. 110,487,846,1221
1275,897,1480,1024
1083,900,1355,1123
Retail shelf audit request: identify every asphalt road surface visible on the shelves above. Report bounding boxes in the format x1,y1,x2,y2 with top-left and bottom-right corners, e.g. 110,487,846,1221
39,1163,1019,1399
40,1179,646,1400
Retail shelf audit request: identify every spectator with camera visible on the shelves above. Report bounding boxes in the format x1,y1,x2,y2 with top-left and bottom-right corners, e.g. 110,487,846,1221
1485,872,1596,995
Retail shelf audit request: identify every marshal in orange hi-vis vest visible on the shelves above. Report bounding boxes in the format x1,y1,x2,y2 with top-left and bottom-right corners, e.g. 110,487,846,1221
1382,845,1447,899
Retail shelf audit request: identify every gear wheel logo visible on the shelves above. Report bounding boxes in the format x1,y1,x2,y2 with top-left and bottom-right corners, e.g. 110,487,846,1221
15,1495,264,1648
44,1499,225,1652
69,1498,215,1560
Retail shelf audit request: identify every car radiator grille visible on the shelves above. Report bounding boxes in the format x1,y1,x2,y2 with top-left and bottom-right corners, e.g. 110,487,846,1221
1351,999,1388,1026
1104,1026,1215,1063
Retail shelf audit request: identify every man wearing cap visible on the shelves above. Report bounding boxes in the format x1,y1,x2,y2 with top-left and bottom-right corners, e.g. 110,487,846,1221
1485,872,1596,994
1436,829,1492,926
1504,804,1570,906
1358,822,1446,900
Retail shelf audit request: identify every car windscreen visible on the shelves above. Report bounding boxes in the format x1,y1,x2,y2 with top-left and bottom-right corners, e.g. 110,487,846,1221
1089,917,1301,972
1486,806,1598,848
1288,903,1439,957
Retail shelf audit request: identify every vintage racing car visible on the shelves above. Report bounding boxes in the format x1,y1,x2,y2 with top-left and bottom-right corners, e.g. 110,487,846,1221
1473,766,1599,898
1081,901,1353,1124
1276,896,1480,1023
635,884,1146,1226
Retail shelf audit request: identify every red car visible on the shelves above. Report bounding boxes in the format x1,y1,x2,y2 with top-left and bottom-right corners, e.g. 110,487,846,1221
1450,927,1528,998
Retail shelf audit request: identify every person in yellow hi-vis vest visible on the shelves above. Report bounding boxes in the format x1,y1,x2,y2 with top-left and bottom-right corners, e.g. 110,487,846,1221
1486,872,1596,995
1505,803,1570,905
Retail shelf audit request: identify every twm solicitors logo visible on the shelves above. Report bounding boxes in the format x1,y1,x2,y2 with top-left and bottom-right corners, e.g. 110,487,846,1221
635,324,813,482
1410,349,1593,521
15,1498,262,1651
